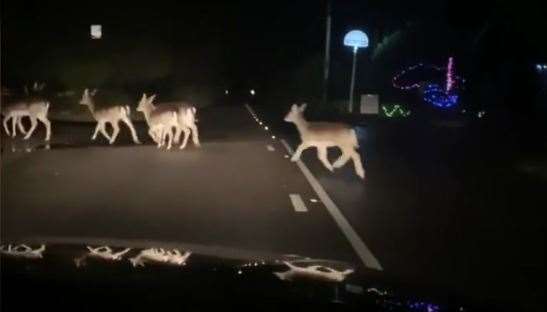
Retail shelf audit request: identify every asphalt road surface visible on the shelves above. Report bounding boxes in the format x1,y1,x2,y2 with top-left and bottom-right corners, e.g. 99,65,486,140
2,104,545,311
1,105,362,265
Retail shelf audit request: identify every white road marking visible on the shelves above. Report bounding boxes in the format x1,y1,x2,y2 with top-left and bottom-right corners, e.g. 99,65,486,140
310,198,318,203
266,144,275,152
243,104,382,270
244,103,257,117
289,194,308,212
281,139,383,271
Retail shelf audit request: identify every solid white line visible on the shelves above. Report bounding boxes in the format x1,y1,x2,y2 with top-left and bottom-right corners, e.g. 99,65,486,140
289,193,308,212
244,103,257,117
281,139,383,271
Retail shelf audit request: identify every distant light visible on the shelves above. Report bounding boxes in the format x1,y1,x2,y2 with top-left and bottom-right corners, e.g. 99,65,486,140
271,135,276,139
259,122,263,125
264,126,269,130
90,25,102,39
225,89,229,95
250,89,256,96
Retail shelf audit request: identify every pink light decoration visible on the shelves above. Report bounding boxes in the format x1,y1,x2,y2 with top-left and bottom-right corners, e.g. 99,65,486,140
446,57,455,93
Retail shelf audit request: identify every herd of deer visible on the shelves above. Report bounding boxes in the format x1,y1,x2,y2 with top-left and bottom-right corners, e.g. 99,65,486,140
2,83,365,178
1,84,200,150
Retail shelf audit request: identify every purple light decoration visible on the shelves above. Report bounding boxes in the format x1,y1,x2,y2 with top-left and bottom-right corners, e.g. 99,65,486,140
446,57,455,92
392,63,425,90
392,57,463,108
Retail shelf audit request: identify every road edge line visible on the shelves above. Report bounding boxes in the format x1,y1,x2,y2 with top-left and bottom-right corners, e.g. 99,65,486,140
280,139,383,271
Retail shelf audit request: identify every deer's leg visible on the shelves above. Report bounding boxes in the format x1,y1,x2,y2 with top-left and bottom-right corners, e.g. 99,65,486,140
165,128,173,150
333,147,352,168
23,117,38,140
157,128,165,148
91,123,101,140
110,121,120,144
173,126,182,144
3,116,11,136
99,122,112,142
317,146,334,172
179,127,191,150
291,142,310,162
148,128,159,144
121,117,141,144
348,149,365,179
17,117,27,135
11,117,17,137
189,123,200,147
38,116,51,141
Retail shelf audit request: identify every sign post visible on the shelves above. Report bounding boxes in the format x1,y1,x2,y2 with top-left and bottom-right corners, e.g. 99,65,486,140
343,30,368,113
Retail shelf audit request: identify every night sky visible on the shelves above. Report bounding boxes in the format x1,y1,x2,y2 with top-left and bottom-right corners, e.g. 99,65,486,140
2,0,546,103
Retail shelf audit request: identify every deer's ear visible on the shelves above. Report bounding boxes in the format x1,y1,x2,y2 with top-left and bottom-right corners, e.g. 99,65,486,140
149,94,156,102
142,93,147,100
299,103,307,112
90,89,98,96
83,88,89,95
291,103,299,111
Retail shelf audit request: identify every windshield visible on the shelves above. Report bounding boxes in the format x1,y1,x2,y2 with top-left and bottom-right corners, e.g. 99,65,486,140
1,1,545,311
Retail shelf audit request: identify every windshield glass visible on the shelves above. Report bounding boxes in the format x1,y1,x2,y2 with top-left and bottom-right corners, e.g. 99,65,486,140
1,1,545,311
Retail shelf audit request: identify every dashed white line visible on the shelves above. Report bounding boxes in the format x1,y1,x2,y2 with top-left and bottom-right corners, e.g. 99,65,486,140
266,145,275,152
281,139,383,271
289,194,308,212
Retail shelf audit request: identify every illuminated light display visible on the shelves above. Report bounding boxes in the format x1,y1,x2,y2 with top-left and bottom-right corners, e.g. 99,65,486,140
446,57,455,92
381,104,411,118
423,84,459,108
393,57,463,108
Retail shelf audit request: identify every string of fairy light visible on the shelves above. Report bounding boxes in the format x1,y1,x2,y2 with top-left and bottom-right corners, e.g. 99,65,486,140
381,104,411,118
392,57,464,108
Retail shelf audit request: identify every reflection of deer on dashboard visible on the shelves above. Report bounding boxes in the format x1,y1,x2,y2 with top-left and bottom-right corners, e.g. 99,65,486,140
284,103,365,179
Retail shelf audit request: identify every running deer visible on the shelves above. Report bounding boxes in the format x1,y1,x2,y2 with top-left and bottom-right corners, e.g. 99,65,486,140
2,83,51,141
79,89,141,144
284,103,365,179
137,94,179,149
137,93,199,149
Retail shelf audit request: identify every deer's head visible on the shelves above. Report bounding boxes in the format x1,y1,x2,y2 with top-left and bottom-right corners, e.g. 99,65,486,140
79,88,97,106
284,103,307,123
137,93,156,113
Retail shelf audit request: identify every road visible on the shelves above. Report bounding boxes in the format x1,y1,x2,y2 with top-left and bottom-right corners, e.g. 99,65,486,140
2,103,545,311
1,105,365,265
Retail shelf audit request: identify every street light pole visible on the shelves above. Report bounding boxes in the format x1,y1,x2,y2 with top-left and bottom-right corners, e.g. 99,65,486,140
322,0,332,106
348,46,358,113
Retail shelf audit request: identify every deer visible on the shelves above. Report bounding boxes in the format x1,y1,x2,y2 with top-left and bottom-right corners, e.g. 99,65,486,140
79,89,141,144
284,103,365,179
137,93,199,149
136,94,179,149
2,82,51,141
